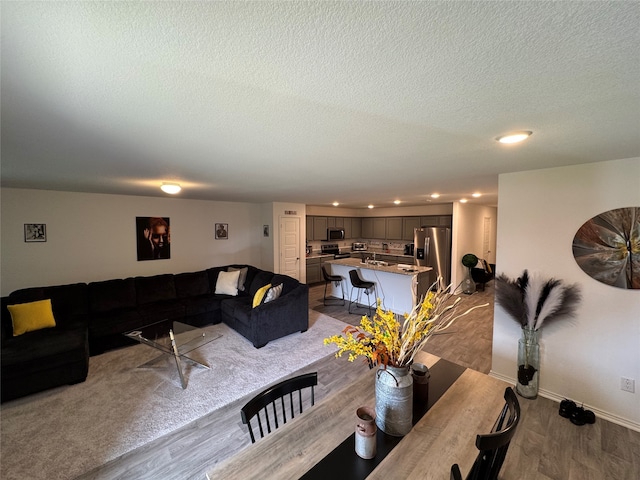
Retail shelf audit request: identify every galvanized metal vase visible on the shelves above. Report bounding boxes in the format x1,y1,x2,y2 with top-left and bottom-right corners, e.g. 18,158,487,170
375,365,413,436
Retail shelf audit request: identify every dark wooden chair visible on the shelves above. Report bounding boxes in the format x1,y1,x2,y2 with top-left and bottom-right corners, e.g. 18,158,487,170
471,260,495,291
240,372,318,443
322,264,345,306
348,269,376,316
450,387,520,480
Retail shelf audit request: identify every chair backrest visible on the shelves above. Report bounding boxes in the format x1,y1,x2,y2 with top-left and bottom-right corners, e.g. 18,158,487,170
451,387,520,480
321,265,333,282
240,372,318,443
349,269,365,287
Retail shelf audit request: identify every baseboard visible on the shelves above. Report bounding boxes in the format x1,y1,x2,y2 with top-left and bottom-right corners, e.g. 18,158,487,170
488,371,640,433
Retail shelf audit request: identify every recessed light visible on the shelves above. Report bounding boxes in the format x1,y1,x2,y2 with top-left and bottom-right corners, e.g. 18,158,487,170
430,193,440,199
394,200,401,205
368,204,374,209
472,192,481,198
332,202,340,207
496,131,532,144
460,198,468,203
160,183,181,194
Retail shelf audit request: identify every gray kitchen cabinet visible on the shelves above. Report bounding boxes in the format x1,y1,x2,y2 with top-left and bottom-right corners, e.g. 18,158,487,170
386,217,403,240
312,217,328,241
327,217,336,228
420,215,452,228
361,218,373,239
372,218,386,239
420,216,439,227
306,216,313,241
342,217,352,238
306,257,322,284
351,217,362,238
334,217,344,228
403,217,421,240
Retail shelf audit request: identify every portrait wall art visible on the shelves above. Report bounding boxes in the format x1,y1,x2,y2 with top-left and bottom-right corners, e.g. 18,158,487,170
136,217,171,261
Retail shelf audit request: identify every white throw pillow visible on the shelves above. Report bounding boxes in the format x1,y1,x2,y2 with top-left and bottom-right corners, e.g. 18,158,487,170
215,270,240,296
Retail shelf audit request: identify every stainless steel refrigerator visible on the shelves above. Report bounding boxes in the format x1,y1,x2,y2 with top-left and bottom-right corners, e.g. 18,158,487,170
414,227,451,286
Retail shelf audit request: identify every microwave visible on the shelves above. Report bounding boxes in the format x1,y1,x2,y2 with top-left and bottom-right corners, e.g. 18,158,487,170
327,228,345,241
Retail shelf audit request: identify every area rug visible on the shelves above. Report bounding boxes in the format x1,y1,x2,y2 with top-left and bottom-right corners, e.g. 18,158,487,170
0,310,346,480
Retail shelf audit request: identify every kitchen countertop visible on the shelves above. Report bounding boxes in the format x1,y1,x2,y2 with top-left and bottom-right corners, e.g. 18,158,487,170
324,257,431,276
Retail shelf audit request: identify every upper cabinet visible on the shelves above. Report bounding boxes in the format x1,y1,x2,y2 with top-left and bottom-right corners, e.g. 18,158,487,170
305,215,451,241
312,216,328,241
403,217,421,240
386,217,403,240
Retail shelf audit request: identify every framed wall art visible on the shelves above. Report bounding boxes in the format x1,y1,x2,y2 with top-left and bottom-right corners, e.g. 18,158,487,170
263,225,269,237
136,216,171,260
24,223,47,242
572,206,639,289
215,223,228,239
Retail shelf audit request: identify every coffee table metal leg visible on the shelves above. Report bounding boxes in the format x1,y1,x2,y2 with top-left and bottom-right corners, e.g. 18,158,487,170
170,330,187,389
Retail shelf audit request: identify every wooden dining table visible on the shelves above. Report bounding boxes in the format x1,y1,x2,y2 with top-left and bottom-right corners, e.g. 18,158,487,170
206,351,512,480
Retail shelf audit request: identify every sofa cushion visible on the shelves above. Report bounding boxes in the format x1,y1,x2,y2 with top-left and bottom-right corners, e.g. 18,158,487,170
228,266,249,292
249,271,274,297
252,284,272,308
263,283,283,304
174,271,210,298
89,278,137,313
10,283,89,328
215,270,240,296
7,299,57,336
270,274,299,296
136,274,177,305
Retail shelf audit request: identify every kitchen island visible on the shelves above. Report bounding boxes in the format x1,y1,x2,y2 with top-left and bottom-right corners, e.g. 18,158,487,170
324,257,432,315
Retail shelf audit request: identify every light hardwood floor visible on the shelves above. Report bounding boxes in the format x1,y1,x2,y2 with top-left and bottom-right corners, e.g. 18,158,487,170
78,282,639,480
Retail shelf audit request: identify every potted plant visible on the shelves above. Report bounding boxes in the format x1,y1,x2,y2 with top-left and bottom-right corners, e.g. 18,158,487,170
461,253,479,294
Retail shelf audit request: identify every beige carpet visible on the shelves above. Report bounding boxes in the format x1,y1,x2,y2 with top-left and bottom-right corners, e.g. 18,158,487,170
0,311,345,480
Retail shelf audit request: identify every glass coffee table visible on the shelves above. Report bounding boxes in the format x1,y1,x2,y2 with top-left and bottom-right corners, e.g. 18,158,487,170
124,320,221,389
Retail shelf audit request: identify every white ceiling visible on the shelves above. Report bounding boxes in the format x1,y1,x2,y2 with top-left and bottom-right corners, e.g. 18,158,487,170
2,1,639,209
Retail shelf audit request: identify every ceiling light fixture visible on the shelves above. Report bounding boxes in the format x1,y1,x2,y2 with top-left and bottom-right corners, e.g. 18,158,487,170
160,183,181,194
460,198,468,203
332,202,340,207
430,193,440,199
368,204,374,209
472,192,481,198
496,131,532,144
394,200,401,205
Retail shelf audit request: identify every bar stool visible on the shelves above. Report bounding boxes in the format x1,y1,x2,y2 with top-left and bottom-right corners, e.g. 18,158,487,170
348,270,376,316
321,265,345,306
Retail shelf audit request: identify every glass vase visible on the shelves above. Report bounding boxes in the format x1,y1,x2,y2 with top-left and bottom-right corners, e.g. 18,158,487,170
462,267,476,294
516,327,540,399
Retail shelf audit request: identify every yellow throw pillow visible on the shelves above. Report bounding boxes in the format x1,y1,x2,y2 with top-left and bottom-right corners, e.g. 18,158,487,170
8,299,57,336
252,284,272,308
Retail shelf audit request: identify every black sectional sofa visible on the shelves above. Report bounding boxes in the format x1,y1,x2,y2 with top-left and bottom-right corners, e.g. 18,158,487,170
1,265,309,402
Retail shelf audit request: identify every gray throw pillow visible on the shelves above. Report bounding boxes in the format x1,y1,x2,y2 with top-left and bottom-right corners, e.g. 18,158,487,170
228,266,249,291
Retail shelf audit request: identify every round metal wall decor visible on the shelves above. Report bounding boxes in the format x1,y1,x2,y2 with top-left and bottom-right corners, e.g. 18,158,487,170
572,207,639,289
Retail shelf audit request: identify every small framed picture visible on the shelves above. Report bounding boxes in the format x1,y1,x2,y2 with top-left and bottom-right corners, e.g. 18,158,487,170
24,223,47,242
215,223,228,239
263,225,269,237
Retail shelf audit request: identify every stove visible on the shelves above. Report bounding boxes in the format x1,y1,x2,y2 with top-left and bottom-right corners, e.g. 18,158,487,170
321,244,351,259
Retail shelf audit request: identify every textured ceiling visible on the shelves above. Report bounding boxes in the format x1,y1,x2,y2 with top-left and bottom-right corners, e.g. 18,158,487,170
2,1,639,208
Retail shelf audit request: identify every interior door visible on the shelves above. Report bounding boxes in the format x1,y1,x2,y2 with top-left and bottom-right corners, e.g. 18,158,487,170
279,216,301,280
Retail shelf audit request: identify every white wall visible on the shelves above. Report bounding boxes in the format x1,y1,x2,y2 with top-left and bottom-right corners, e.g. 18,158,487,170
451,202,498,290
0,188,264,295
493,157,640,430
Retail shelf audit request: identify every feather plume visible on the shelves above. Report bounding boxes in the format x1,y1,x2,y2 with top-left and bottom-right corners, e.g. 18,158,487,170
544,283,582,325
495,273,528,327
524,273,545,329
534,281,564,330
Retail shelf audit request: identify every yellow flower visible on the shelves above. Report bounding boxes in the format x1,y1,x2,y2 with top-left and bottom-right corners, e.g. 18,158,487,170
324,277,488,367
